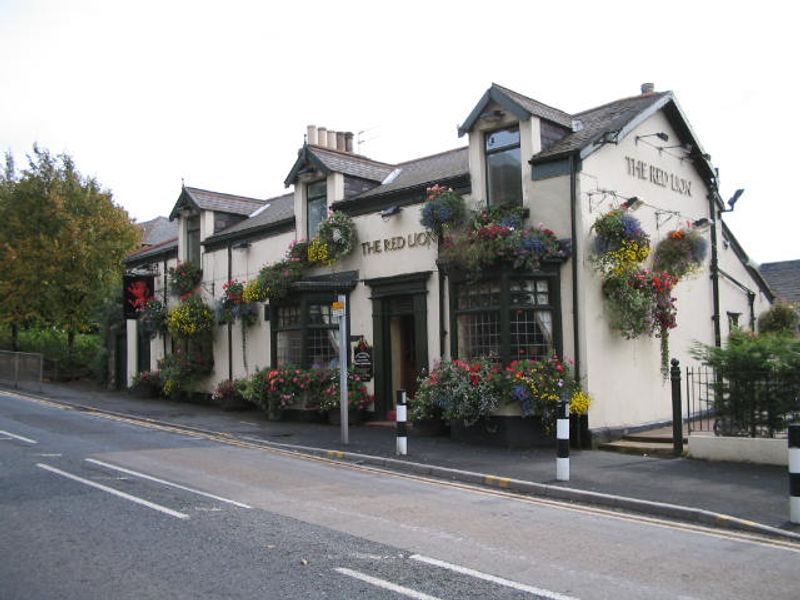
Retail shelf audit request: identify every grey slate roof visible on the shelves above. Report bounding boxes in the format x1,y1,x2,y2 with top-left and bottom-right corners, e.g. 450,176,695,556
202,192,295,246
492,83,574,129
125,236,178,265
532,92,672,162
760,260,800,305
354,147,469,199
169,186,268,220
310,146,395,182
139,216,178,246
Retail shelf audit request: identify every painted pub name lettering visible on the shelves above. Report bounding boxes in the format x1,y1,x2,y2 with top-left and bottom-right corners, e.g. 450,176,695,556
625,156,692,197
361,231,435,256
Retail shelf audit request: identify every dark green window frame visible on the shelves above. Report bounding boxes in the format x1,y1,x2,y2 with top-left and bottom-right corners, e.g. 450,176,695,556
269,293,347,369
485,126,522,207
186,215,201,265
449,266,562,364
306,181,327,239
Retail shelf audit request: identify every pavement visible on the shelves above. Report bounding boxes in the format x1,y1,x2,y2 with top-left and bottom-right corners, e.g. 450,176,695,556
4,380,799,542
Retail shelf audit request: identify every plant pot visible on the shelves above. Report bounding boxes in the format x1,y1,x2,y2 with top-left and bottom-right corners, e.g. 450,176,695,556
450,416,553,449
217,395,252,412
327,408,363,426
570,414,591,449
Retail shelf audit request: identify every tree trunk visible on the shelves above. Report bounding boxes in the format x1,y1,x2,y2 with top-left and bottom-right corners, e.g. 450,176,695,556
11,324,19,351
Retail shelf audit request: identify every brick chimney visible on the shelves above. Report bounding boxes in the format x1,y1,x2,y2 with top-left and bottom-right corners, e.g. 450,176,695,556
641,82,655,95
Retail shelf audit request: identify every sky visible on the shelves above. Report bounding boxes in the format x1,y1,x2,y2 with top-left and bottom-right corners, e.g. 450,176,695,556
0,0,797,264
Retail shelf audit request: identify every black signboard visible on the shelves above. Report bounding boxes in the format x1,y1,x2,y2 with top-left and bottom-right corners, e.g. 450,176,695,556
353,338,373,381
123,275,154,319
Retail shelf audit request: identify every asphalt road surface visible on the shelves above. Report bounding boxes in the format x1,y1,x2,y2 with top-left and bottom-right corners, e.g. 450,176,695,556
1,389,798,599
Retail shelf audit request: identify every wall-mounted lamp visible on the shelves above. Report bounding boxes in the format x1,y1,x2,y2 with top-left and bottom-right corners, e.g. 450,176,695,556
380,205,403,219
691,217,713,232
722,188,744,213
621,196,644,211
233,241,251,250
635,132,669,144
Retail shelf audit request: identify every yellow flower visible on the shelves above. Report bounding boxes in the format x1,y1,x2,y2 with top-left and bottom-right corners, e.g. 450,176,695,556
570,390,592,415
242,280,265,303
308,238,333,265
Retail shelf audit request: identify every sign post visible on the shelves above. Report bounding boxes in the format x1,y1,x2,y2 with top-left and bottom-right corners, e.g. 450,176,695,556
332,295,348,445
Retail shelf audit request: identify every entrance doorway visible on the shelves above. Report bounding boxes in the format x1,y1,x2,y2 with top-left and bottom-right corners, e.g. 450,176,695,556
367,273,430,419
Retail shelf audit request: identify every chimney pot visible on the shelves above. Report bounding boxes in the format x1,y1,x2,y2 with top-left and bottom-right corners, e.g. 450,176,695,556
336,131,346,152
641,82,655,95
345,132,354,153
306,125,318,146
317,126,327,147
327,129,337,149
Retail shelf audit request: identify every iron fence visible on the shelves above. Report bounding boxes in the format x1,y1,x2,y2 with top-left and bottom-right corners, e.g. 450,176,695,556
0,350,44,392
686,365,800,437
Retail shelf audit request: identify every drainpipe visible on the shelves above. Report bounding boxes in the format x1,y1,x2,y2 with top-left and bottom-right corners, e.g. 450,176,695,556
748,291,756,331
569,154,581,384
227,243,233,381
438,269,446,359
708,192,722,347
163,258,168,358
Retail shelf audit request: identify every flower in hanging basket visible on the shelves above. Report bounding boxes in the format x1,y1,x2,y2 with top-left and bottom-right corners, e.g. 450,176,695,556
652,227,708,279
168,261,203,297
591,209,650,275
138,299,167,339
307,237,333,265
316,211,356,260
420,184,467,237
168,293,215,338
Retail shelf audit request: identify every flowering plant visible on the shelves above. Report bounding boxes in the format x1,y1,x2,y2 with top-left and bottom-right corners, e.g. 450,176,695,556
130,369,162,396
506,356,578,415
307,238,333,265
316,368,374,412
316,211,356,261
138,299,167,339
168,261,203,298
652,227,708,279
420,184,467,237
438,205,570,279
217,279,259,326
157,345,212,398
591,209,650,275
243,366,326,415
570,390,592,416
167,293,215,339
411,358,509,426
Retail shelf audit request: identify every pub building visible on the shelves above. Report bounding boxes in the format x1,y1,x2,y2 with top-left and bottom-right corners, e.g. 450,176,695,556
123,82,772,444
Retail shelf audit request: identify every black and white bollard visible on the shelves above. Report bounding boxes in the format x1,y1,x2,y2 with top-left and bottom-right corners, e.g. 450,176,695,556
790,424,799,524
396,389,407,456
556,399,570,481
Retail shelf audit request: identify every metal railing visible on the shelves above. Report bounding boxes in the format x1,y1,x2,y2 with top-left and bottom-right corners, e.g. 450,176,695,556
686,365,800,438
0,350,44,392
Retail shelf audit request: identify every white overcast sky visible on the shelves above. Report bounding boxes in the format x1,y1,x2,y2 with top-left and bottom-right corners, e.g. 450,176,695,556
0,0,796,263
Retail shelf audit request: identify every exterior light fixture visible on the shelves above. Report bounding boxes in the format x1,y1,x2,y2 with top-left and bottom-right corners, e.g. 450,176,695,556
722,189,744,213
635,132,669,144
692,218,713,232
621,196,644,211
380,205,403,219
233,241,251,250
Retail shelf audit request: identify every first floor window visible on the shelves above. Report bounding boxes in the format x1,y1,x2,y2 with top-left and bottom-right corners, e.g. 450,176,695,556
307,181,327,239
452,271,559,364
186,215,201,265
485,126,522,206
272,295,341,368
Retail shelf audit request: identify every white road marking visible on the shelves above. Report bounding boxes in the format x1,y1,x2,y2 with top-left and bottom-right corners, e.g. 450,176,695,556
36,463,189,520
239,421,259,426
0,429,37,444
410,554,580,600
334,568,442,600
85,458,252,509
35,453,63,457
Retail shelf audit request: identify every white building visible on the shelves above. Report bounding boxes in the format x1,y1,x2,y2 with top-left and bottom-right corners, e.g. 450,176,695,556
123,82,773,443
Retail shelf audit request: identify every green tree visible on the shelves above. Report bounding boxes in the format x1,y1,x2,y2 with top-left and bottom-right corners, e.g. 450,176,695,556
757,302,799,336
0,145,141,350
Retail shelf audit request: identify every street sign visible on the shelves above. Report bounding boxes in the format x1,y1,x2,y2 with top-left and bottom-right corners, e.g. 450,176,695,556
331,301,345,317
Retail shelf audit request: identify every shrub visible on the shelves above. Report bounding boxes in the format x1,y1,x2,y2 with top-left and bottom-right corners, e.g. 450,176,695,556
758,303,799,335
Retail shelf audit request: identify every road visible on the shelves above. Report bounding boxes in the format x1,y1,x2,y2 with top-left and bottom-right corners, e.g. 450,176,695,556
1,389,798,599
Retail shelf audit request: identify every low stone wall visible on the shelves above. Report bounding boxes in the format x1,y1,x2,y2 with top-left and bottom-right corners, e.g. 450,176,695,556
688,433,788,466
